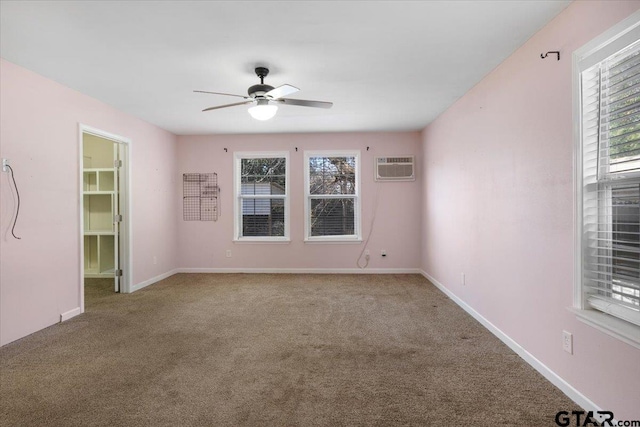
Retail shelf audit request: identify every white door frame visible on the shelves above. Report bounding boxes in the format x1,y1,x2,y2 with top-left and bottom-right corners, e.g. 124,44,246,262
78,123,132,313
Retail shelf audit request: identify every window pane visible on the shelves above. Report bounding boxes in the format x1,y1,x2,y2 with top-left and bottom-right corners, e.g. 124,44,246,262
310,198,355,236
240,182,286,196
601,41,640,174
608,105,640,173
612,185,640,307
241,158,286,194
581,27,640,327
242,198,285,237
309,156,356,195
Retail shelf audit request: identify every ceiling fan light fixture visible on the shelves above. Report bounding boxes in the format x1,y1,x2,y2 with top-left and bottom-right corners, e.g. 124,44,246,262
248,100,278,121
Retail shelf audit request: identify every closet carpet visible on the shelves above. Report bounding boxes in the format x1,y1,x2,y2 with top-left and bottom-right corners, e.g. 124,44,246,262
1,274,576,426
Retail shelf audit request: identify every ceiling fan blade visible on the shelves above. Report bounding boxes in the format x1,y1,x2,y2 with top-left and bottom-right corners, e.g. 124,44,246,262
265,84,299,100
276,98,333,109
194,90,251,100
202,100,254,112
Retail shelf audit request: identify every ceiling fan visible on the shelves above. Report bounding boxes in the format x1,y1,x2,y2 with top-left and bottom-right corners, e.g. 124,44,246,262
195,67,333,121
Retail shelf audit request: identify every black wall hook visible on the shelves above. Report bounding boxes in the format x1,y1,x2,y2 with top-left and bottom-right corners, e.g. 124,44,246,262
224,148,228,152
541,51,560,61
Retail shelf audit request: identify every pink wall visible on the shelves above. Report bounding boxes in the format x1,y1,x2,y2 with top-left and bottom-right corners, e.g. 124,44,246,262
421,0,640,419
0,59,179,346
3,0,637,416
177,132,422,271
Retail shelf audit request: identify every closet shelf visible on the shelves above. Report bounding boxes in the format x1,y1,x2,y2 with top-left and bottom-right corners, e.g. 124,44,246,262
83,136,120,281
83,169,115,192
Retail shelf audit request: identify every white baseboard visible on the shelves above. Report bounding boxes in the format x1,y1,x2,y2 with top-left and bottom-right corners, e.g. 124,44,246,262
130,268,180,292
60,307,81,322
178,267,422,274
419,269,601,413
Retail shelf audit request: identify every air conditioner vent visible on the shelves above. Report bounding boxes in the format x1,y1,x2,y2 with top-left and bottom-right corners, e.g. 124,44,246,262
375,156,415,181
378,157,413,164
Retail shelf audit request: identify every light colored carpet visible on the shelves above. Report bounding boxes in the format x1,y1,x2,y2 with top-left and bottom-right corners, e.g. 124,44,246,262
0,274,575,426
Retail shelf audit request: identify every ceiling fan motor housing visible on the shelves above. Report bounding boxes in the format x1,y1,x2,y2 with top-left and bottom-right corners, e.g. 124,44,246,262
248,84,275,98
250,67,274,97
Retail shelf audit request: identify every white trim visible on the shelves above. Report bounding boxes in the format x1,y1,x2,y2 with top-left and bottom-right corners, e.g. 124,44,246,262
572,43,584,310
572,15,640,338
60,307,81,322
78,124,133,313
303,239,363,245
233,151,290,241
420,270,602,413
80,125,132,145
121,140,133,293
179,268,420,275
304,150,362,241
78,125,85,312
233,239,291,244
130,268,180,292
569,307,640,349
573,10,640,72
304,235,362,243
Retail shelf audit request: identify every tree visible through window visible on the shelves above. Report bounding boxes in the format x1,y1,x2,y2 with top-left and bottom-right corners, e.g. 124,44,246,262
305,152,360,240
235,153,288,240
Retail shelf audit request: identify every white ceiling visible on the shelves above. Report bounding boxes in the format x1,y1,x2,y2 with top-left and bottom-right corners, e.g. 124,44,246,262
0,1,571,135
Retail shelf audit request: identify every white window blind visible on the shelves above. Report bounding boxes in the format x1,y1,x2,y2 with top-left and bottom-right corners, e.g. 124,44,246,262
581,39,640,327
234,153,289,241
305,151,361,241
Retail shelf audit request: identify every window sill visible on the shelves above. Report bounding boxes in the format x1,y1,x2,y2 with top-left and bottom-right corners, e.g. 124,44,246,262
233,238,291,244
568,307,640,350
304,238,363,244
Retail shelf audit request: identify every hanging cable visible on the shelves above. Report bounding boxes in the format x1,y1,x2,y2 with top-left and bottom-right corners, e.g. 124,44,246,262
357,184,381,269
6,165,21,239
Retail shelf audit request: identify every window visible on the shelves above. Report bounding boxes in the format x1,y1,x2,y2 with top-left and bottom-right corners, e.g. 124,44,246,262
304,151,361,242
234,152,289,241
576,13,640,341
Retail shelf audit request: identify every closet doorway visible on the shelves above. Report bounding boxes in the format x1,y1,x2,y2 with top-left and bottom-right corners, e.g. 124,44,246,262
79,125,130,310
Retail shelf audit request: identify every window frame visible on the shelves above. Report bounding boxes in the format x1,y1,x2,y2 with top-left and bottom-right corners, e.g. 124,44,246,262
573,10,640,348
304,150,362,243
233,151,290,243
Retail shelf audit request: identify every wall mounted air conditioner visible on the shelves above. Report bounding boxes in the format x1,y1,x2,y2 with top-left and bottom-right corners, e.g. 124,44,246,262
375,156,415,181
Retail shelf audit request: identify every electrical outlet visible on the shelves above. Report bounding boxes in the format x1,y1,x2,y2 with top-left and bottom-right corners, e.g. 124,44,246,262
2,158,8,172
562,330,573,354
381,249,387,257
226,249,232,258
364,250,370,260
461,272,466,286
